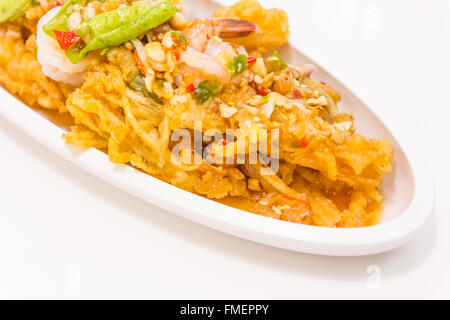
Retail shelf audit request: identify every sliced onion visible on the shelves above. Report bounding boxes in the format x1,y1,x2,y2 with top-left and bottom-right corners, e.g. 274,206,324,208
131,39,148,73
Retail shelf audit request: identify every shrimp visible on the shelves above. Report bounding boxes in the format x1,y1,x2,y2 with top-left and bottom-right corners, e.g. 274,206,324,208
36,7,92,86
178,18,257,83
183,18,257,52
179,46,230,82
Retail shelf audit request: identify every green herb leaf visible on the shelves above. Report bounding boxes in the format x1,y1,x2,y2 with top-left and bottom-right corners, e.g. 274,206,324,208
194,79,220,103
171,31,187,49
266,51,288,72
129,72,163,104
227,54,248,78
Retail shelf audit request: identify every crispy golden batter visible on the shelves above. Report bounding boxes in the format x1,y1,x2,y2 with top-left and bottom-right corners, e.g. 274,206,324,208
0,24,66,111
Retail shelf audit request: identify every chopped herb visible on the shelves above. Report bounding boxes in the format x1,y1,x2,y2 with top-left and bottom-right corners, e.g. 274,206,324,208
195,79,220,103
266,51,288,72
171,31,187,49
129,72,163,104
227,54,248,78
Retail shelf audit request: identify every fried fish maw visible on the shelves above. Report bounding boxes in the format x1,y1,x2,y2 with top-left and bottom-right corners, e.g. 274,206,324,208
0,24,66,111
213,0,290,55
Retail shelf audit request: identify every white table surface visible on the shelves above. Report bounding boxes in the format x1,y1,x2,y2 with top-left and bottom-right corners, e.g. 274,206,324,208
0,0,449,299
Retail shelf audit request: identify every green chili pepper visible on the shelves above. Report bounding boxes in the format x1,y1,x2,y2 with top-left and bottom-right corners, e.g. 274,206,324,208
0,0,33,23
147,92,164,105
266,51,288,72
74,0,176,63
129,72,163,105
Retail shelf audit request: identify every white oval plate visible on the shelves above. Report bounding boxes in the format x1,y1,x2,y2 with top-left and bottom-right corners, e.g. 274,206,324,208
0,0,434,256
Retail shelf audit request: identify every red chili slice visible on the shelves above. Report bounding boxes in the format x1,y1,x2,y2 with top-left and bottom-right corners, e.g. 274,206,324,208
53,30,81,51
257,86,270,96
294,90,302,99
247,57,257,64
186,83,195,93
134,49,147,74
300,136,309,148
49,0,65,10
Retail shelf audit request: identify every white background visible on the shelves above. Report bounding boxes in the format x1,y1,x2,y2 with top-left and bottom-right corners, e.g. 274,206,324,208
0,0,449,299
